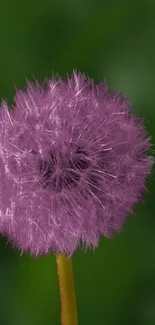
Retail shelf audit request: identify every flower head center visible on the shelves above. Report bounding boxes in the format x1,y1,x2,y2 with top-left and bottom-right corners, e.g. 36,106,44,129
39,144,89,192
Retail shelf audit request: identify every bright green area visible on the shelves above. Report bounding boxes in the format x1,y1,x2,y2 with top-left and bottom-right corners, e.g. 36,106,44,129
0,1,155,324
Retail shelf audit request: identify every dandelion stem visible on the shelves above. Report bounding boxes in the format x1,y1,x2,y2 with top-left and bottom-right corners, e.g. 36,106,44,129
56,254,78,325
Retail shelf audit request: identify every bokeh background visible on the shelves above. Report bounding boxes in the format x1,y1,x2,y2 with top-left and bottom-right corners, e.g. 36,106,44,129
0,0,155,324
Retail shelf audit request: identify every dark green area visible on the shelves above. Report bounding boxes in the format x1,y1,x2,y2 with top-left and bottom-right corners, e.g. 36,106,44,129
0,0,155,324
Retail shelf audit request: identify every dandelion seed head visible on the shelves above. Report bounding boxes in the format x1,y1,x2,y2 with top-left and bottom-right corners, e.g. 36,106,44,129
0,72,153,256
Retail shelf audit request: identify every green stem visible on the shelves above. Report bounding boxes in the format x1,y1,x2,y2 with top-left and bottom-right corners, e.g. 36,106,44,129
56,254,78,325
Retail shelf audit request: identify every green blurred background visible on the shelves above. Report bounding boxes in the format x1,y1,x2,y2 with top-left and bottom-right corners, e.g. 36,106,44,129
0,0,155,324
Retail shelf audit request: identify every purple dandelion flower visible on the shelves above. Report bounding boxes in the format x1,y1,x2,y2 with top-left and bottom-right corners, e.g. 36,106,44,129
0,72,153,256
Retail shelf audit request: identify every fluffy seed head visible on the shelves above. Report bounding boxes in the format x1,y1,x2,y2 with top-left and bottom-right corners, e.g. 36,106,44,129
0,71,153,256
